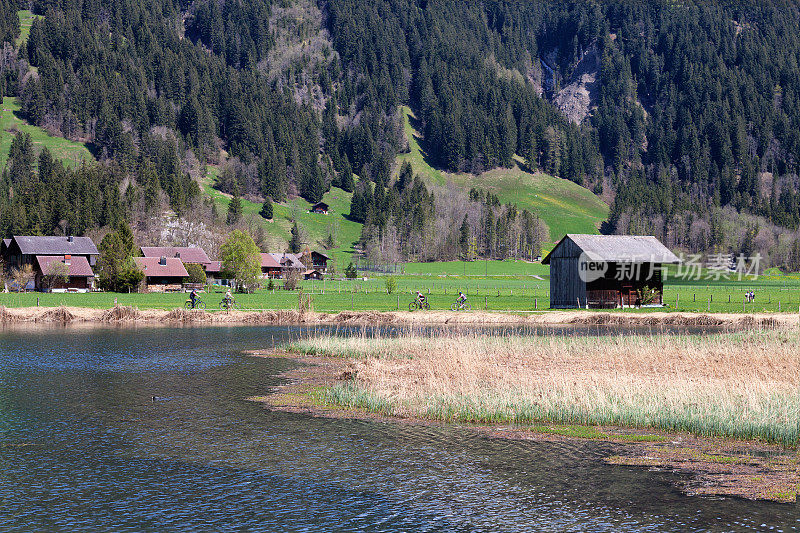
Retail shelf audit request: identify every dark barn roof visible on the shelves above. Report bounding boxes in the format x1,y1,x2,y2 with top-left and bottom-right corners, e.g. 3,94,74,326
543,235,680,265
13,235,99,256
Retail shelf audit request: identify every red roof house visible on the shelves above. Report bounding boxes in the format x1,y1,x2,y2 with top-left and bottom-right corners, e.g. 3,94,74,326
133,257,188,290
34,255,95,292
140,246,211,265
260,253,283,278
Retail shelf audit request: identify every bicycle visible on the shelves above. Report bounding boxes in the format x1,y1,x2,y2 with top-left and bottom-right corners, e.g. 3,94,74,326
409,298,430,312
184,298,206,310
219,298,240,312
450,300,471,311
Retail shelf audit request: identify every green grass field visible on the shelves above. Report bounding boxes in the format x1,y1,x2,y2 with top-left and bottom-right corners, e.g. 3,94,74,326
2,270,799,314
16,10,40,46
200,167,361,269
396,106,609,243
0,97,94,171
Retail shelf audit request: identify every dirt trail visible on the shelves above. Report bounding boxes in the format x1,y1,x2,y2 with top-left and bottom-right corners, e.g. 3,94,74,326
0,305,797,328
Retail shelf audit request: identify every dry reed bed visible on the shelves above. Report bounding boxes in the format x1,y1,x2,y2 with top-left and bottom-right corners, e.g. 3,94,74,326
289,331,800,447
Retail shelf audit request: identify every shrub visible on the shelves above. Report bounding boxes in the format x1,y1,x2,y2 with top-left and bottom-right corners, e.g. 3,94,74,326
284,269,300,290
345,262,358,279
385,276,397,294
185,263,207,284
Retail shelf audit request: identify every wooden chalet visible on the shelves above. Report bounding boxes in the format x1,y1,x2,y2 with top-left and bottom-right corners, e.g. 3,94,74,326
1,236,99,291
260,253,283,278
303,269,324,280
542,235,680,309
140,246,211,266
310,251,330,272
34,255,95,292
133,256,189,292
2,235,99,271
309,202,329,214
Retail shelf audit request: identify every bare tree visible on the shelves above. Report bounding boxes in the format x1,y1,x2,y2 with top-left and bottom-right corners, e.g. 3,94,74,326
12,265,35,292
42,261,70,291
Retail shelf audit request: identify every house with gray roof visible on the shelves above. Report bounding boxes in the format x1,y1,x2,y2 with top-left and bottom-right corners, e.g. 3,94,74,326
2,236,99,291
542,234,680,308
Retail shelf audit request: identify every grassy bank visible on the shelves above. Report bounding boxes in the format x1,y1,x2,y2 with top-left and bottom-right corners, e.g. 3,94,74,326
286,330,800,448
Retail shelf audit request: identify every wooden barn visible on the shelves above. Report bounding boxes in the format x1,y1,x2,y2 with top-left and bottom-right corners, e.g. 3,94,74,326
309,202,329,214
542,235,680,309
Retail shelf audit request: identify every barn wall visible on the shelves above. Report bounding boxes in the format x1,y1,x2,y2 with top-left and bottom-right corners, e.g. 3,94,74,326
549,257,587,308
548,237,586,308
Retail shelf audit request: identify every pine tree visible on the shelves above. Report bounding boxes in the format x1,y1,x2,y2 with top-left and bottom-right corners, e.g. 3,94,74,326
459,216,470,259
259,197,273,220
289,221,302,253
227,193,243,225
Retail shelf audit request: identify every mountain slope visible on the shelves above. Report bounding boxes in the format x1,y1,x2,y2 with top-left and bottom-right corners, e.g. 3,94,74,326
396,107,608,242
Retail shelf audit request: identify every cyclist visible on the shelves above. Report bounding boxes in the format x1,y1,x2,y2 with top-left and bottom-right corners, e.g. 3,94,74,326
415,291,426,306
224,288,233,306
189,289,198,309
456,291,467,309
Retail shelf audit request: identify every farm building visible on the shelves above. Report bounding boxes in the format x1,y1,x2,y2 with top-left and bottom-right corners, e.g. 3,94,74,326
303,269,324,280
133,256,189,292
140,246,211,267
260,253,283,278
269,253,305,275
34,255,95,292
542,234,680,309
2,235,99,271
309,202,329,214
1,236,99,291
310,251,331,272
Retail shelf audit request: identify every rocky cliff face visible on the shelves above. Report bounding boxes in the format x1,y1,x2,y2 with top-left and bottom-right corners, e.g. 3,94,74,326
553,46,600,125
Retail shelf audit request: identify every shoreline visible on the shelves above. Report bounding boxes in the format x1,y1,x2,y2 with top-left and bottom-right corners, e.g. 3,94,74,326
246,345,800,504
1,305,798,328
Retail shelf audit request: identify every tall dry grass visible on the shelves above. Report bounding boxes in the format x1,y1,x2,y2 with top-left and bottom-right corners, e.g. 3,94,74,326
289,330,800,447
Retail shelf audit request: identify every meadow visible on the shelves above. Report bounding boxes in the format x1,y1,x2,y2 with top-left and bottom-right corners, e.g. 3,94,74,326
200,168,361,269
0,96,94,170
1,269,799,314
286,329,800,447
395,106,609,242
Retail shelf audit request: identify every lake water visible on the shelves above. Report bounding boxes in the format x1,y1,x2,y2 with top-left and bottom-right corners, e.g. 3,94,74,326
0,326,797,532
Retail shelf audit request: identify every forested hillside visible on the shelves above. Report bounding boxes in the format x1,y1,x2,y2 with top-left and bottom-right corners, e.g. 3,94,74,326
1,0,800,269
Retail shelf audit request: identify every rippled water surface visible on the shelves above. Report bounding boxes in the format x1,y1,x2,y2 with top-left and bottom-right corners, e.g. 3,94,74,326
0,326,797,532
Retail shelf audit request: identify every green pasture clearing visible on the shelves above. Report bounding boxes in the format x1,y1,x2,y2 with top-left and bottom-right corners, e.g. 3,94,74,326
200,167,361,268
0,97,94,171
396,106,609,243
16,10,40,46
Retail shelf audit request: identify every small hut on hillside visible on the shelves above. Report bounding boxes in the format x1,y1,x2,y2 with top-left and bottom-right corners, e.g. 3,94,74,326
542,234,680,309
309,202,329,214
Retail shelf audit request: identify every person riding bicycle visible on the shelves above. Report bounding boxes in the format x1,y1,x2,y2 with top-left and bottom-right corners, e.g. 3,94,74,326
456,291,467,308
224,288,233,305
189,289,198,309
415,291,426,304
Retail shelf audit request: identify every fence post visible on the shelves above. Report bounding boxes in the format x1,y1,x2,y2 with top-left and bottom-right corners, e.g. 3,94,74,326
535,298,538,311
485,296,488,310
396,294,399,311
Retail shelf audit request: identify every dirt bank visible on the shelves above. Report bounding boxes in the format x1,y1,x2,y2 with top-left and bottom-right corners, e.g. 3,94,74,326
1,305,798,328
